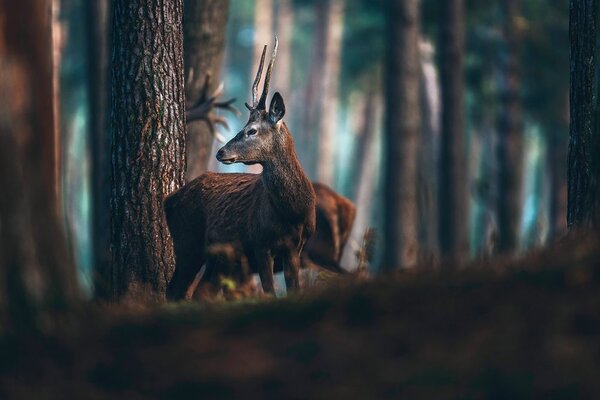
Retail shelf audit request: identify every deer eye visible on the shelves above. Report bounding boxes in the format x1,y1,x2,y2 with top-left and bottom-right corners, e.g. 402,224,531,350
246,128,257,136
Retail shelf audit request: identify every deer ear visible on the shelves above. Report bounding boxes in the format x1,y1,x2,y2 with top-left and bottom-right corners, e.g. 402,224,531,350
268,92,285,124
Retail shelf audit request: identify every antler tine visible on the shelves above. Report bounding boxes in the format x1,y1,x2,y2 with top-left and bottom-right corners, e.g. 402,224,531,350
257,35,278,110
248,45,267,109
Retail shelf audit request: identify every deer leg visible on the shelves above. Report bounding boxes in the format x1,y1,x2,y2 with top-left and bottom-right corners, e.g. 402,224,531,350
255,250,275,294
281,250,301,292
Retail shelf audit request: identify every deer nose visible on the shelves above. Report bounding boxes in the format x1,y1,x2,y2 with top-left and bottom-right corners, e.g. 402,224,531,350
216,148,237,164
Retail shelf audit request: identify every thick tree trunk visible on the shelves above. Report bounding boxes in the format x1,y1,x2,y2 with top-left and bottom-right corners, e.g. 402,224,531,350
184,0,229,181
0,0,80,332
110,0,186,299
568,0,599,229
316,0,344,187
496,0,524,254
383,0,421,269
87,0,111,298
438,0,468,263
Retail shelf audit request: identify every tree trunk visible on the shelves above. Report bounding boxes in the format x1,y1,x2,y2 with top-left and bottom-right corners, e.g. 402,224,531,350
273,0,293,96
438,0,468,263
301,2,328,178
316,0,344,187
548,126,568,239
87,0,111,298
568,0,599,229
340,87,381,269
383,0,421,269
0,0,80,332
496,0,524,254
418,39,440,262
184,0,229,181
110,0,186,299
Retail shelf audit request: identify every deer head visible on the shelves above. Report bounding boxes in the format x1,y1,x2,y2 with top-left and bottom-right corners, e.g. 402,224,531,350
216,37,288,166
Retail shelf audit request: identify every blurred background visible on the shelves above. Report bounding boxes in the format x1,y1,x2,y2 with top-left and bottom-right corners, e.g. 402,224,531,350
55,0,568,293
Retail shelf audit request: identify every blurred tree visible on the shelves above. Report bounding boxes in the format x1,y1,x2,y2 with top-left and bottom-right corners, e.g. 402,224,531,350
418,39,440,261
438,0,468,263
273,0,293,96
496,0,524,253
383,0,420,269
110,0,186,299
87,0,111,297
316,0,344,187
0,0,80,332
568,0,599,228
184,0,229,181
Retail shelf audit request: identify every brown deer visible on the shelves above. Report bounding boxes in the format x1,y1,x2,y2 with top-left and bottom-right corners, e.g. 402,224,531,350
165,38,316,300
302,183,356,273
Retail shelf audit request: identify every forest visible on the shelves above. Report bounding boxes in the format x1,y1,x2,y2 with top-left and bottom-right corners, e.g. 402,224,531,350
1,0,600,398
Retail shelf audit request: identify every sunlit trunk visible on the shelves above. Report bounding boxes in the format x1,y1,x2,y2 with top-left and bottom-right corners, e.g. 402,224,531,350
496,0,524,254
316,0,344,187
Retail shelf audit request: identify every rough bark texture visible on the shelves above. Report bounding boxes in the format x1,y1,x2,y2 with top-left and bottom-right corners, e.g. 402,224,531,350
87,0,112,298
496,0,524,254
438,0,468,263
0,0,80,332
110,0,186,299
383,0,421,269
316,0,344,187
184,0,229,181
568,0,599,229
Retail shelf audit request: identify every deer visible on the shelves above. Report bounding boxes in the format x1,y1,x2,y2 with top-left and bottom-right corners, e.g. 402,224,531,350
302,183,356,273
165,37,316,301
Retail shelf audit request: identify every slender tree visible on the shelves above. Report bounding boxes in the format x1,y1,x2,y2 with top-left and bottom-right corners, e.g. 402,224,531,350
496,0,524,253
568,0,599,228
0,0,80,332
87,0,112,297
110,0,186,299
438,0,468,263
273,0,293,95
184,0,229,181
383,0,421,269
316,0,344,187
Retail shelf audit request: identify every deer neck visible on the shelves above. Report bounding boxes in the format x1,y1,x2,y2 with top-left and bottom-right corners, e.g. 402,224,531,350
261,128,314,217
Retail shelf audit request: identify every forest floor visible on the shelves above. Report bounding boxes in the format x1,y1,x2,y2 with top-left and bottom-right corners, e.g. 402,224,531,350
2,234,600,399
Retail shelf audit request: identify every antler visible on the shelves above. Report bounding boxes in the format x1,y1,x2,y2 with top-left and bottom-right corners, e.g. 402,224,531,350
245,35,279,111
245,45,267,110
186,74,240,134
257,35,278,110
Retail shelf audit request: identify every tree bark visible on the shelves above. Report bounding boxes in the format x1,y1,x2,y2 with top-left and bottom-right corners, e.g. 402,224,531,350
316,0,344,187
0,0,80,332
438,0,468,263
496,0,524,254
568,0,599,229
383,0,421,269
87,0,111,298
110,0,186,299
184,0,229,181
